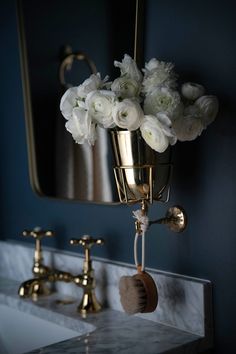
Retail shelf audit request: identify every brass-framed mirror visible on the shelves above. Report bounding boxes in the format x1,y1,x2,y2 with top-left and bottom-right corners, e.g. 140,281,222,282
17,0,141,204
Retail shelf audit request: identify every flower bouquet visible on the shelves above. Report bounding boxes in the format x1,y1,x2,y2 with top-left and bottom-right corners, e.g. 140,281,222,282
60,54,218,153
60,54,219,203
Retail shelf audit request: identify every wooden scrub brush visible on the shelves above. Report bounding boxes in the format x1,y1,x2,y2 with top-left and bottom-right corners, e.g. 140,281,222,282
119,209,158,315
119,266,158,315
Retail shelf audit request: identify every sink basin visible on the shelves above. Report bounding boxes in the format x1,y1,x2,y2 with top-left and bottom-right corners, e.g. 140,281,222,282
0,304,80,354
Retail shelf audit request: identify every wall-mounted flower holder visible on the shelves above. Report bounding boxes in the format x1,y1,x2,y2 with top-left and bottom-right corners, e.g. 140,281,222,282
111,130,187,234
110,130,172,205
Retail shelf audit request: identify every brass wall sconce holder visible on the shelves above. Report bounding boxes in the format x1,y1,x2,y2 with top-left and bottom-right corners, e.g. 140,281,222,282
111,130,187,234
135,201,187,234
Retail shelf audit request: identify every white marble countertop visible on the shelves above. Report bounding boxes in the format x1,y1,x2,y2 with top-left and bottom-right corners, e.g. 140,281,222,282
0,277,204,354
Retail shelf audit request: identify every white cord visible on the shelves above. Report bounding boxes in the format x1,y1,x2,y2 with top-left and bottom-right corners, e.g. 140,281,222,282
142,230,145,270
134,232,139,268
133,209,149,271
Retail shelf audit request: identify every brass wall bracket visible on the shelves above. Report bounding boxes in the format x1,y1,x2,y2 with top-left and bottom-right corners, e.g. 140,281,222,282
134,203,187,234
149,205,187,233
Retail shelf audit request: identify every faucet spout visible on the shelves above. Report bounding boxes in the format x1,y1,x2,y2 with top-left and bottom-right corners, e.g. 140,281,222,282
18,270,74,299
18,278,51,299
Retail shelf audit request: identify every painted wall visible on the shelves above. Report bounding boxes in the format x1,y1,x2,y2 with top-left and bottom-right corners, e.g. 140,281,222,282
1,0,236,353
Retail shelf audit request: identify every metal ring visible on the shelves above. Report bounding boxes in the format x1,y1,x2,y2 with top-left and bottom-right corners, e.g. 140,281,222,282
59,51,97,87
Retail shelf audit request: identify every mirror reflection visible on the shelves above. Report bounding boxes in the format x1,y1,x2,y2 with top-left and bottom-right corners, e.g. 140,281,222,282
18,0,137,203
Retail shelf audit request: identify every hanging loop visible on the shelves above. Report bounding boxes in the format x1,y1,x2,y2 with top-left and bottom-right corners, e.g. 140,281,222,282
134,231,146,272
133,201,149,272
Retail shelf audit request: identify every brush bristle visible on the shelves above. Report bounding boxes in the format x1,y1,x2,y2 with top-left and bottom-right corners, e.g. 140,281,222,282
119,276,147,315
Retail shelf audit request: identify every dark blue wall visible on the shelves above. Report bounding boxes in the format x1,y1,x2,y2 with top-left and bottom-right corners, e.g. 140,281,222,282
1,1,236,353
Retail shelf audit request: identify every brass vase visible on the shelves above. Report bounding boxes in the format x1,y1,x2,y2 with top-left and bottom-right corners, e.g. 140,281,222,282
110,130,172,204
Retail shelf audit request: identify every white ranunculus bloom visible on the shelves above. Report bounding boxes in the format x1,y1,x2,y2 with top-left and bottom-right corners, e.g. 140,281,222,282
142,71,177,94
65,107,96,145
114,54,143,83
85,90,116,128
143,58,175,74
142,59,177,94
112,99,144,131
181,82,205,101
111,77,140,99
155,112,172,127
140,115,176,153
144,87,183,121
60,73,107,120
155,113,177,146
195,95,219,128
172,105,204,141
143,58,161,72
77,73,107,99
60,87,79,120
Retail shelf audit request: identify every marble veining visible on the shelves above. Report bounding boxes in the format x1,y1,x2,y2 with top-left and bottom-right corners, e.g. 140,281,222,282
0,240,213,352
0,277,202,354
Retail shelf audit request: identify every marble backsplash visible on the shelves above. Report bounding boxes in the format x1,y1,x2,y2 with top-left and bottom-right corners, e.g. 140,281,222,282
0,240,213,346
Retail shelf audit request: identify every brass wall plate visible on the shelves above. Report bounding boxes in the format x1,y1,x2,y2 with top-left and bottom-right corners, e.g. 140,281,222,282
166,206,187,233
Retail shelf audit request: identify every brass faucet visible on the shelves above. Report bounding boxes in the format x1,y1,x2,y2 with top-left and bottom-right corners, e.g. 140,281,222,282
18,228,104,314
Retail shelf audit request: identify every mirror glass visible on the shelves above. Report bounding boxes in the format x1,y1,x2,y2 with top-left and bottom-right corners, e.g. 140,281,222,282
17,0,137,203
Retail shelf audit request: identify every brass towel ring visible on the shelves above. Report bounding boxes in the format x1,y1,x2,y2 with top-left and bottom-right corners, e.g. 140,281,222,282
59,49,97,87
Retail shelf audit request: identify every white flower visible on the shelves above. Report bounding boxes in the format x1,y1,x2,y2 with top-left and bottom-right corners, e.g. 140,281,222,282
143,58,175,73
142,58,177,94
181,82,205,101
111,77,140,99
85,90,117,128
60,55,219,153
60,74,107,120
65,108,96,145
140,115,176,153
144,87,183,121
172,105,204,141
112,99,144,131
155,113,177,145
60,87,79,120
114,54,143,82
77,73,107,99
195,95,219,128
